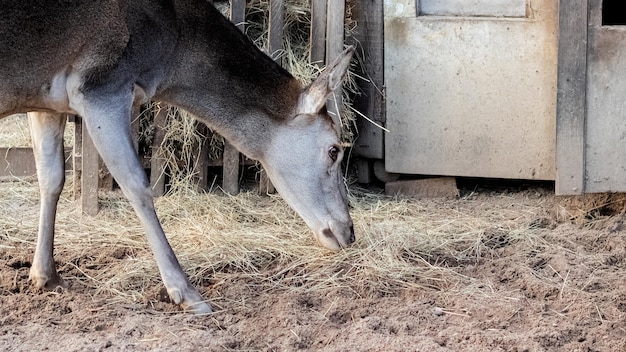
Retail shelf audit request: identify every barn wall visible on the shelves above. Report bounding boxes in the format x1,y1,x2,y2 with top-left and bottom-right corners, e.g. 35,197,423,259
384,0,558,180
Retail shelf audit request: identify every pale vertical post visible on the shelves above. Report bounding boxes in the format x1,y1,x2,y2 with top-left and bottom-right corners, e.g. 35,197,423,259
150,105,168,196
131,104,141,153
555,0,587,195
193,123,211,192
310,0,327,66
268,0,284,63
81,118,99,215
351,0,385,161
325,0,346,126
230,0,245,30
71,115,82,201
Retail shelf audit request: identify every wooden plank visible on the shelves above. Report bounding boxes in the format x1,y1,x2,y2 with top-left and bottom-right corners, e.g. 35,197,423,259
356,158,372,184
310,0,327,66
131,104,141,153
351,0,385,160
72,115,82,200
259,172,274,194
230,0,246,31
326,1,345,69
385,178,459,199
0,147,72,181
150,105,168,196
325,0,346,124
222,142,240,195
0,147,37,180
555,0,587,195
268,0,284,63
193,123,210,192
81,118,100,215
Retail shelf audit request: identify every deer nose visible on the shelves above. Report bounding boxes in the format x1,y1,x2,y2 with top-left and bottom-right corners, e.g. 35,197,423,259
321,225,354,250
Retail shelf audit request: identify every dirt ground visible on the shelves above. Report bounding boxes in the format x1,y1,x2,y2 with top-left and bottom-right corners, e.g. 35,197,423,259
2,180,626,352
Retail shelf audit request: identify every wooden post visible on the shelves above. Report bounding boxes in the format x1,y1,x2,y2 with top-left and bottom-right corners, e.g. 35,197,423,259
230,0,245,30
351,0,385,161
193,123,211,192
268,0,284,62
222,0,246,195
223,142,240,195
80,117,99,215
131,104,141,153
310,0,327,66
71,115,82,201
150,105,168,196
555,0,588,195
325,0,346,127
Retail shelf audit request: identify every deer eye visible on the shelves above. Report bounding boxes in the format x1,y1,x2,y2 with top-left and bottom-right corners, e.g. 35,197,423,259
328,146,340,161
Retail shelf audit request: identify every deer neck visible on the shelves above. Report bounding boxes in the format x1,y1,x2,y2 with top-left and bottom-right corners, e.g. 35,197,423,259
154,1,302,160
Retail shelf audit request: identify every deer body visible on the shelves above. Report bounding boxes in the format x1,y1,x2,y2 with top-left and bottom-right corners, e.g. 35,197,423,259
1,0,355,313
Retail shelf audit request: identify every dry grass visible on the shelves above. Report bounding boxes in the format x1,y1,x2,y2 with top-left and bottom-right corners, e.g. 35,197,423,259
556,193,626,225
0,114,74,148
0,179,552,310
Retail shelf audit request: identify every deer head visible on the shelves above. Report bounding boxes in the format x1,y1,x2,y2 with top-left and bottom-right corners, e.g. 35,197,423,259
261,46,356,251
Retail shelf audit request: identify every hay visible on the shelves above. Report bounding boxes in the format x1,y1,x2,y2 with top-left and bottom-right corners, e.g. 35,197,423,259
0,114,74,148
0,180,550,309
556,193,626,225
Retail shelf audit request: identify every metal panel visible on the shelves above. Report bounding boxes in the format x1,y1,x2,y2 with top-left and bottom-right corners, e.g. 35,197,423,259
384,0,557,180
584,0,626,192
420,0,527,18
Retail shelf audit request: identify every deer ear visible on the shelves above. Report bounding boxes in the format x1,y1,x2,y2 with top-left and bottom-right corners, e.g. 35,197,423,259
297,45,355,115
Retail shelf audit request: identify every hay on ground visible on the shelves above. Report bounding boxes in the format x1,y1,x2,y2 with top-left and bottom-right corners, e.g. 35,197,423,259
0,180,552,309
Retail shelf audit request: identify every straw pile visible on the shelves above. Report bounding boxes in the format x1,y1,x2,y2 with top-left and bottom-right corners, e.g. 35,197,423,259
556,193,626,226
0,114,74,148
0,179,552,308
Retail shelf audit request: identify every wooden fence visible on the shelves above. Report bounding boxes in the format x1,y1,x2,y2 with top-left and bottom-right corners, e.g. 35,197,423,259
0,0,373,216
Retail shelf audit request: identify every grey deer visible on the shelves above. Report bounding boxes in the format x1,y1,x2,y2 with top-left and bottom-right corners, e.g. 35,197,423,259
1,0,355,314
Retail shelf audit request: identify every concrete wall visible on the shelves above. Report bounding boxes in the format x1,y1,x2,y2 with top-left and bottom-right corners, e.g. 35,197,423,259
384,0,558,180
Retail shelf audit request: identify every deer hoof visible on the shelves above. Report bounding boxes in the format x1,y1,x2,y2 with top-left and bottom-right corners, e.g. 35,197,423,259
167,287,213,315
184,300,212,315
29,269,67,290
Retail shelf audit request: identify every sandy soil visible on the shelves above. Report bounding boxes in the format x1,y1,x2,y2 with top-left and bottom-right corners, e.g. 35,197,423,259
2,181,626,352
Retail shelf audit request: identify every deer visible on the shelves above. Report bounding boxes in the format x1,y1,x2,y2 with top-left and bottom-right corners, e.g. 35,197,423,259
0,0,355,314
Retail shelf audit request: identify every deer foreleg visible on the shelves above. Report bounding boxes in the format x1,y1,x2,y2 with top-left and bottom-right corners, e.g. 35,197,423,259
27,112,67,289
73,92,211,314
